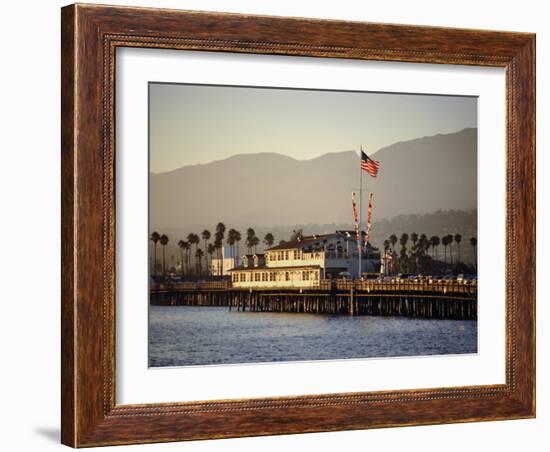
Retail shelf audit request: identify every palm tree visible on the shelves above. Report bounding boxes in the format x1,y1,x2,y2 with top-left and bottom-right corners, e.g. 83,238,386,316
227,229,238,267
470,237,478,273
399,233,409,273
195,248,204,275
383,239,390,274
388,234,398,274
207,243,216,276
419,234,428,255
454,234,462,265
181,241,190,276
215,241,222,275
399,233,409,251
418,234,430,274
411,232,418,250
263,233,275,249
187,233,200,269
251,236,260,254
442,235,450,268
409,232,418,273
389,234,398,252
214,223,226,276
159,234,169,276
446,234,454,268
177,240,186,276
246,228,256,254
290,229,304,242
201,230,211,275
430,235,440,259
150,231,160,276
186,241,193,275
234,230,242,267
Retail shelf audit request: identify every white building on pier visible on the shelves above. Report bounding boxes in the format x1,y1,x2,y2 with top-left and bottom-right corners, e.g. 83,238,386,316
228,231,380,288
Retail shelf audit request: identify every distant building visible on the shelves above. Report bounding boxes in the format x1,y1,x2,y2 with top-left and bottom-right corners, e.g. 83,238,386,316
210,245,241,276
228,231,380,288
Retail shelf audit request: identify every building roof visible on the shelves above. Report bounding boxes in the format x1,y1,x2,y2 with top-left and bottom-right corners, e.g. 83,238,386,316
267,231,379,252
267,234,336,251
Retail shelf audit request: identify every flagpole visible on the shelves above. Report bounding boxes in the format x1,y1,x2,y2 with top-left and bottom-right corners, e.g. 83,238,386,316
358,145,363,280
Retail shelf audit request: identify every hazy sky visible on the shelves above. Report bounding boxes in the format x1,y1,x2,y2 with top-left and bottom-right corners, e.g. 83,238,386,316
149,83,477,174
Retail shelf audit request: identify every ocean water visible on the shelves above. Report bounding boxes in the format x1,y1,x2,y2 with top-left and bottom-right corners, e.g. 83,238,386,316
149,305,477,367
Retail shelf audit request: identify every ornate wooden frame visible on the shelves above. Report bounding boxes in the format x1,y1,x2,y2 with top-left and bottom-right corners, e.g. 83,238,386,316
61,3,536,447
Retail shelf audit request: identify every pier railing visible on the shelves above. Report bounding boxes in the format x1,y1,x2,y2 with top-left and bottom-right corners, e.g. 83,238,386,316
336,279,477,295
153,279,476,295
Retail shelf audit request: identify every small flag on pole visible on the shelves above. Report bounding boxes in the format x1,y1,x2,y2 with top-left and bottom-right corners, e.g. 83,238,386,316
364,192,374,248
351,192,361,254
360,149,381,177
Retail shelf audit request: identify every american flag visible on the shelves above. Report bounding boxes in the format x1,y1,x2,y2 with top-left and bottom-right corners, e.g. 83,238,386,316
361,150,380,177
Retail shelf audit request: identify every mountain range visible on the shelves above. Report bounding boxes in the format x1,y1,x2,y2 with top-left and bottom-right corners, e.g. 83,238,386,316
150,128,477,230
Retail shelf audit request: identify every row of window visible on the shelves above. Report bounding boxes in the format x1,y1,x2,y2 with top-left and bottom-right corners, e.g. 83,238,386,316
232,270,319,282
266,250,302,262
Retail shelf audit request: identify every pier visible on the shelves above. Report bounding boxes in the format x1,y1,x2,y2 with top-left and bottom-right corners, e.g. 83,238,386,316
150,279,477,320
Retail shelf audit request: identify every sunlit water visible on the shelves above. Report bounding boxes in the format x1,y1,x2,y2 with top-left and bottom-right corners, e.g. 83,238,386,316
149,305,477,367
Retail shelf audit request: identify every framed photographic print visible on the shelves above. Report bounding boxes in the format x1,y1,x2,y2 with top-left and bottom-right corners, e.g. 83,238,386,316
61,3,535,447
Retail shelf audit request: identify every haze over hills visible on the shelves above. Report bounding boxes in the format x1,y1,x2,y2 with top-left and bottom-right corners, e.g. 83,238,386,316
150,128,477,232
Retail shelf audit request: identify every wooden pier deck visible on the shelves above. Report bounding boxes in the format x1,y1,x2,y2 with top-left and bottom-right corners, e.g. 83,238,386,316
150,279,477,320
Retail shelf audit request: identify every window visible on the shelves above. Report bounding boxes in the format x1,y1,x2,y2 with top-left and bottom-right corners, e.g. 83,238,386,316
294,250,300,260
285,251,289,260
270,272,275,281
285,272,290,281
254,273,260,282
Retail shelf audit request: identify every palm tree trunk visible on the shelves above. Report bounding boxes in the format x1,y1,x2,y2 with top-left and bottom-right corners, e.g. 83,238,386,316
162,246,166,275
153,243,158,276
204,239,208,276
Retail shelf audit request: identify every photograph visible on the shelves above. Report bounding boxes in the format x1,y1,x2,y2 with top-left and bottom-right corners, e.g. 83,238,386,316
148,83,479,367
0,0,541,449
